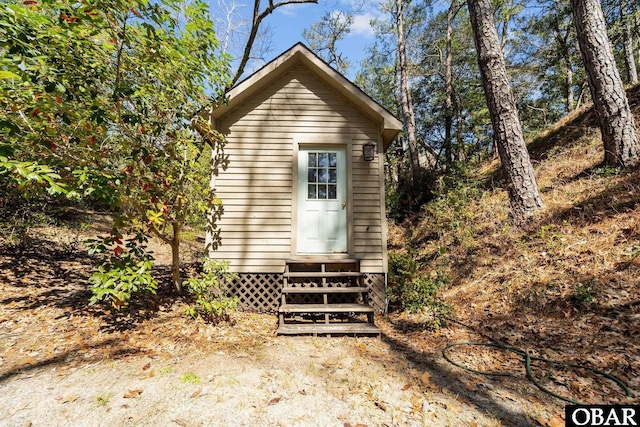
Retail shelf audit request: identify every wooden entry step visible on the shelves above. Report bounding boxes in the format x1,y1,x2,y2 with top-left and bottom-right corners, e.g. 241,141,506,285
277,322,381,337
279,303,374,314
281,286,369,294
285,258,361,272
285,258,360,264
277,259,380,337
283,271,364,279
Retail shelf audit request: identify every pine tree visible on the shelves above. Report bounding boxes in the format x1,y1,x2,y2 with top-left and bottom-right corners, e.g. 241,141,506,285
571,0,640,168
467,0,544,223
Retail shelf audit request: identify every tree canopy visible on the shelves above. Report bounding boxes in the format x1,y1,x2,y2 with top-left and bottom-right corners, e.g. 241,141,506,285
1,0,231,303
345,0,640,221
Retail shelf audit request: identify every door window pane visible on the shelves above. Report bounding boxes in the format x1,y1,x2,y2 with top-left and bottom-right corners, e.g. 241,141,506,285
318,169,328,183
318,185,327,199
308,184,317,199
328,184,336,199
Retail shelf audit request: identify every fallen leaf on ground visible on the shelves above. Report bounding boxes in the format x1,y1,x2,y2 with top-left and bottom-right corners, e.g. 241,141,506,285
136,370,154,379
142,362,151,371
190,389,201,398
410,394,424,413
544,414,565,427
123,389,143,398
268,396,281,405
463,382,477,391
402,382,411,390
60,394,81,404
420,372,431,385
449,402,462,412
535,416,547,426
528,395,544,405
19,357,36,366
366,388,374,400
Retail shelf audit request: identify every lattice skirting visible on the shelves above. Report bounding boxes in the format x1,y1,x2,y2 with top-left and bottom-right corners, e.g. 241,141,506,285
227,273,387,313
227,273,281,313
363,274,386,313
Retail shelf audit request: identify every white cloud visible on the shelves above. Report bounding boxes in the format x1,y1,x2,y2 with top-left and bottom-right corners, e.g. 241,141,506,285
274,1,312,17
350,12,376,38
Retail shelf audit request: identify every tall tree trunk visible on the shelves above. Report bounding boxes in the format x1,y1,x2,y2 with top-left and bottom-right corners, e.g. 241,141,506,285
552,13,575,113
443,0,460,167
395,0,421,179
571,0,640,168
575,79,588,110
171,222,182,293
467,0,544,224
566,64,575,112
621,0,638,84
454,101,465,162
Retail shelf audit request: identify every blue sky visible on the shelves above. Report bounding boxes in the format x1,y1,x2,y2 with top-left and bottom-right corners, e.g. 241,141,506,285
268,0,379,76
209,0,382,80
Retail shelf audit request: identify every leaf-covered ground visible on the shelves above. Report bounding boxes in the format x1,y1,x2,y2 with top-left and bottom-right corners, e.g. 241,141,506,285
386,87,640,414
1,221,573,427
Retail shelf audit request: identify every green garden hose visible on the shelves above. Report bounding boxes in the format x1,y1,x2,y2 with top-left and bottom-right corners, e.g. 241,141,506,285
442,340,634,404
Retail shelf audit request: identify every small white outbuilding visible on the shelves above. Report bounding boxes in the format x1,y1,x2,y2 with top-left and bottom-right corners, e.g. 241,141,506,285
205,43,402,313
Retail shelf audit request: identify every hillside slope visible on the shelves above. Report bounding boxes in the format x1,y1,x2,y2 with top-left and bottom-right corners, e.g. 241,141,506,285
385,85,640,407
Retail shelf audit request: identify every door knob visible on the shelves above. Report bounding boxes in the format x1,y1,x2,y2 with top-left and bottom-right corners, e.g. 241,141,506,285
342,202,346,209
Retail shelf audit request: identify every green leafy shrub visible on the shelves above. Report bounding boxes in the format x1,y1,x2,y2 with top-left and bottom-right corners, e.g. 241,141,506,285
183,259,239,323
386,169,437,222
572,281,597,309
423,180,482,234
388,251,419,288
387,251,453,328
0,157,68,196
87,231,157,309
593,165,623,177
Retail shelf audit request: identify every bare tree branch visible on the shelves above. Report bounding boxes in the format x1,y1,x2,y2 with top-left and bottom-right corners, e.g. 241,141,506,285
229,0,318,88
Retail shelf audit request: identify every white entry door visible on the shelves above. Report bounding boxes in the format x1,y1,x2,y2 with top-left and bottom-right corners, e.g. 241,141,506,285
297,147,347,254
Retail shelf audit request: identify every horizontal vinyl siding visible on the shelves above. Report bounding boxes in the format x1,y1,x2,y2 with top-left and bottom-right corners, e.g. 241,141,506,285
350,132,386,273
210,63,387,274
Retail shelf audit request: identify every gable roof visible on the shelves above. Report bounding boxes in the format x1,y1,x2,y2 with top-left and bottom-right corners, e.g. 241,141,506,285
209,43,403,149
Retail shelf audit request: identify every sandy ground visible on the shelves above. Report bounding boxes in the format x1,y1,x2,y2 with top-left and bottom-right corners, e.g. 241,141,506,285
1,314,564,427
0,297,568,427
0,219,576,426
0,330,508,427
